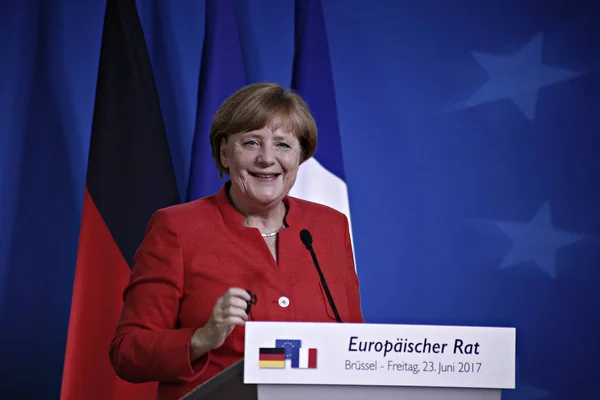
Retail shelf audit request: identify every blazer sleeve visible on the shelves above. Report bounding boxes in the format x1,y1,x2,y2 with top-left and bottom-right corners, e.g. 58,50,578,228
109,209,210,383
343,214,365,323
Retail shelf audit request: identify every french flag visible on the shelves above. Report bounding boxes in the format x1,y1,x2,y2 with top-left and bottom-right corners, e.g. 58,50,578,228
288,0,355,256
297,348,318,369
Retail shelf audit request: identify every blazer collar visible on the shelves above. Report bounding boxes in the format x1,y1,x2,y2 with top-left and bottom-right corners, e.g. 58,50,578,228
215,181,302,227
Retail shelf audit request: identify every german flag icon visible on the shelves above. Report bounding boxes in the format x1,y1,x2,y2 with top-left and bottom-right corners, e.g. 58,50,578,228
258,348,286,369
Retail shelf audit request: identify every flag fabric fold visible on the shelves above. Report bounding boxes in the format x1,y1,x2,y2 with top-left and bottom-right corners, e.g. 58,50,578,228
60,0,180,399
287,0,356,262
186,0,247,201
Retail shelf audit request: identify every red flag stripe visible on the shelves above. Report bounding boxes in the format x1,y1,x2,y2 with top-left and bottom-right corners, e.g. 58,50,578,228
308,348,317,369
61,190,157,399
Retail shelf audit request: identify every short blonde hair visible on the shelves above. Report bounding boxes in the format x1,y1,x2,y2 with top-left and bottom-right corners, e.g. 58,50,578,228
209,82,318,177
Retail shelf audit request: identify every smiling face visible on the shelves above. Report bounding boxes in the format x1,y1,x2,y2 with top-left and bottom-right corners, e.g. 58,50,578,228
220,121,302,209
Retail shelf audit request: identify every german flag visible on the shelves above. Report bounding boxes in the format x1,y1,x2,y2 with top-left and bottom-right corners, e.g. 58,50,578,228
59,0,179,399
259,348,286,369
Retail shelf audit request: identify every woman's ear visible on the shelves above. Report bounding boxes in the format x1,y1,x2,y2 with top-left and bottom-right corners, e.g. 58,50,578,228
220,137,229,169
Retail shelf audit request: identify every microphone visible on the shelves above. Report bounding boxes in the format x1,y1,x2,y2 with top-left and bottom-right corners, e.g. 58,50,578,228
300,229,343,323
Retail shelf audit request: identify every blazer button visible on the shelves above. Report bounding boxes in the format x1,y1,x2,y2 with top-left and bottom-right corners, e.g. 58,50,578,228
278,296,290,308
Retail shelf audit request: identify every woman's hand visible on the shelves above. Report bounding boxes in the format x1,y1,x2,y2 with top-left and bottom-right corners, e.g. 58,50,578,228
190,288,251,362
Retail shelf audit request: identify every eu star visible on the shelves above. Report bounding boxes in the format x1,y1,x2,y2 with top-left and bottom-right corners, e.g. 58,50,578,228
453,32,581,120
496,202,585,279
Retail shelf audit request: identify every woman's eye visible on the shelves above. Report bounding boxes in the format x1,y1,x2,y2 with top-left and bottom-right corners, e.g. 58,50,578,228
244,140,259,146
277,142,290,148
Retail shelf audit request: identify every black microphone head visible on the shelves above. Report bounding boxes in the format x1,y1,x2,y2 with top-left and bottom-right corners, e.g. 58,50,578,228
300,229,313,248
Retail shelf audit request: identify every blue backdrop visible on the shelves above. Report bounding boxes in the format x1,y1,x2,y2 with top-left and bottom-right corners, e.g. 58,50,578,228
1,0,599,398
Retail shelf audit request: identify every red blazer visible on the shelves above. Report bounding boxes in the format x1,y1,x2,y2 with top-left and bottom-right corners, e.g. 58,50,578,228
109,183,364,400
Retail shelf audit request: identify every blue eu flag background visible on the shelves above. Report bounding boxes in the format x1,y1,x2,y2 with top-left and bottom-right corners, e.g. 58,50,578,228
276,339,302,367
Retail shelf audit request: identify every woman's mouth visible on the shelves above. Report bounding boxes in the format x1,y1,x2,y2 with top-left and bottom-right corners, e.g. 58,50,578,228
249,172,281,180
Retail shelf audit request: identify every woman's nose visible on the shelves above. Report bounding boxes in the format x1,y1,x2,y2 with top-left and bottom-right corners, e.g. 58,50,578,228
257,145,275,165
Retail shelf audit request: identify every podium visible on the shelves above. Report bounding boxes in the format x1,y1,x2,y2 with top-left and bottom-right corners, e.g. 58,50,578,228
181,322,516,400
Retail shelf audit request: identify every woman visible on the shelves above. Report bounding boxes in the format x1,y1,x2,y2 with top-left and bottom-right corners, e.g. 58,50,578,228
109,82,364,400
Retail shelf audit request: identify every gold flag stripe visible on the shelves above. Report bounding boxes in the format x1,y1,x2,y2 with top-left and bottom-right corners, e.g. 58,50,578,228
259,360,285,368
